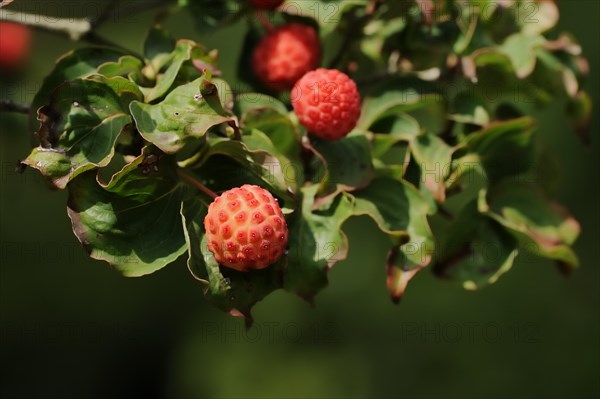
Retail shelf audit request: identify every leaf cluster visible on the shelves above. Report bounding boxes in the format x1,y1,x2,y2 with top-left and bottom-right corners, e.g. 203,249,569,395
19,0,589,322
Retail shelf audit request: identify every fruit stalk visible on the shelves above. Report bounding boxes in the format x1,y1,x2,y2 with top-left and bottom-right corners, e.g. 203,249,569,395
177,170,218,199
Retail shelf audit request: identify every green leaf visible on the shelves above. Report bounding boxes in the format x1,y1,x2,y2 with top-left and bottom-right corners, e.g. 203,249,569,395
350,177,434,302
434,200,518,290
311,130,374,198
371,134,405,160
449,91,491,125
197,132,296,212
283,185,355,302
531,49,579,100
462,48,513,83
388,112,421,138
22,78,136,189
96,55,145,83
235,93,289,116
20,149,72,178
519,0,559,35
479,183,580,267
130,77,235,154
88,75,145,108
444,153,484,191
67,149,188,276
242,128,299,194
141,40,200,102
29,47,129,129
498,33,546,78
239,98,302,167
358,77,444,130
408,133,455,204
369,113,419,164
464,51,563,110
373,113,454,204
385,245,425,304
464,117,536,185
351,177,434,267
180,198,209,282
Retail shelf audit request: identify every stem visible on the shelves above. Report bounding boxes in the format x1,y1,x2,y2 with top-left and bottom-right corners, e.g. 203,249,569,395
177,170,218,199
0,99,30,114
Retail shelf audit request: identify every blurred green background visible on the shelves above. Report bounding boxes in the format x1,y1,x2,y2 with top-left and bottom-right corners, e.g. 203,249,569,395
1,1,598,398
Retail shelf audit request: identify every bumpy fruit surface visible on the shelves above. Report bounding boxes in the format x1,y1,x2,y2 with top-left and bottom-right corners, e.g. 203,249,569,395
248,0,284,10
0,22,31,70
204,185,288,272
291,68,361,140
252,23,321,91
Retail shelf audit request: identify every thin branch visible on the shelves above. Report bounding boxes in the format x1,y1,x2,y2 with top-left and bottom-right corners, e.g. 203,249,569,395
0,0,174,44
0,9,91,40
0,8,129,52
177,170,218,199
0,99,30,114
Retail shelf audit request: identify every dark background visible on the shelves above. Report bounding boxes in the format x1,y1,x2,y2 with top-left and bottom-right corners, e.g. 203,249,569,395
1,1,598,398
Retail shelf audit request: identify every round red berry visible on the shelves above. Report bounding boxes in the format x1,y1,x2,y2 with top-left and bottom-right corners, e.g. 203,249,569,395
0,22,31,71
252,23,321,91
204,185,288,272
248,0,284,10
291,68,361,140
